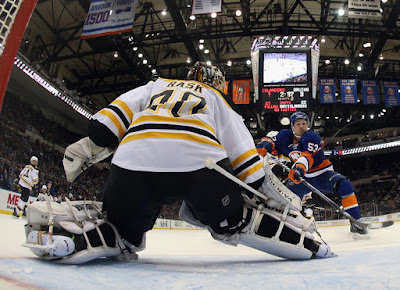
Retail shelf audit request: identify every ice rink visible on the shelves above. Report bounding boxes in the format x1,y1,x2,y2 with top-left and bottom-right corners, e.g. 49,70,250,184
0,213,399,289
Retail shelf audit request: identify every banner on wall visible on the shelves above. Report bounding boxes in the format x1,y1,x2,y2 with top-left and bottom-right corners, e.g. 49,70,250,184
362,80,379,105
383,81,400,106
232,80,250,104
340,79,358,104
81,0,138,39
348,0,382,20
223,80,230,95
319,79,336,104
191,0,222,15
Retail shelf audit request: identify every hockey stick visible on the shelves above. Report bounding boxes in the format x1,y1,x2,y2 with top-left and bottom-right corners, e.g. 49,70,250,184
267,154,368,230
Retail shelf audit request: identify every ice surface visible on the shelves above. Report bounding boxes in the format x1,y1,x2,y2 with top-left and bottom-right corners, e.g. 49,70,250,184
0,214,399,289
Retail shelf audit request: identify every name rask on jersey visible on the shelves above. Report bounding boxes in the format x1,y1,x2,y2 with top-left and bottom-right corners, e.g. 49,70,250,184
166,81,203,93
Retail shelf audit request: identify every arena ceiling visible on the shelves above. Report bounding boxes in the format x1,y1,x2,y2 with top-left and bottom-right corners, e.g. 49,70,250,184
15,0,400,136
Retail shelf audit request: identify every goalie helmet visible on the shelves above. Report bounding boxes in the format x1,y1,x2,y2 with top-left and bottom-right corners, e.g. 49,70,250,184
30,156,39,165
187,61,226,91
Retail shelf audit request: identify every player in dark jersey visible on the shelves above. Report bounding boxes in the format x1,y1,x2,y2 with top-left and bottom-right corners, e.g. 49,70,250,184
257,112,368,237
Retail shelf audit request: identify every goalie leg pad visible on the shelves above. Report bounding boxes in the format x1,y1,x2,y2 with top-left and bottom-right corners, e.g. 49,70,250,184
24,200,138,264
260,155,302,211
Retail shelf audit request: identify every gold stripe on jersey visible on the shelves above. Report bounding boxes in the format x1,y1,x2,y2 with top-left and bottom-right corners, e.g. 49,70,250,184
130,114,216,136
112,100,134,121
99,109,125,138
120,131,224,148
159,78,232,110
231,148,258,168
20,177,33,188
238,162,263,181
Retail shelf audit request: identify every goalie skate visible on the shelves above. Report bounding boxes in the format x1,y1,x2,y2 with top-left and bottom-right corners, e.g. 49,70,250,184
22,231,75,259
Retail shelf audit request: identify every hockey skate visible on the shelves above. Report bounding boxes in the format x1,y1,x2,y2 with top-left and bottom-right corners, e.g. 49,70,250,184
350,220,370,239
23,231,75,258
12,207,19,218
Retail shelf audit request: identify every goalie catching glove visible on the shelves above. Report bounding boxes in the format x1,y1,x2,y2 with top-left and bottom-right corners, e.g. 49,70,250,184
63,137,114,182
22,200,143,264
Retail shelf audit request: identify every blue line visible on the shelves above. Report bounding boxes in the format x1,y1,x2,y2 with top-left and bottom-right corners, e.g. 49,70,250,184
82,22,134,33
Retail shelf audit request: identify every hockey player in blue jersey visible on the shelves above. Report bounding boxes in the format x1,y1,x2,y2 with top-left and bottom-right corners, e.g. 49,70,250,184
257,111,369,237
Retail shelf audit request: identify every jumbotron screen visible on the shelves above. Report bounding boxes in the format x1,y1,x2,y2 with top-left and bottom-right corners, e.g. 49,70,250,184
263,52,307,84
260,49,311,113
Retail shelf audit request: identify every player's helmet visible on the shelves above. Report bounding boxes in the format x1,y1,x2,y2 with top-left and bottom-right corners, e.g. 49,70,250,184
187,61,226,91
30,156,38,164
289,112,310,127
41,185,47,191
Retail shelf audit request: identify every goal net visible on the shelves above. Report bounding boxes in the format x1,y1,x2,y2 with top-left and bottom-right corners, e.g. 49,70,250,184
0,0,37,111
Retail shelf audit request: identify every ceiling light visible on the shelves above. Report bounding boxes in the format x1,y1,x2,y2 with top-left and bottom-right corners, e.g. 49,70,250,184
344,59,350,65
186,58,191,63
338,8,345,16
143,59,148,64
189,15,196,20
357,65,362,71
199,44,204,50
370,114,374,119
379,54,384,60
206,61,212,65
227,60,232,66
321,36,326,43
132,47,138,51
161,10,167,16
235,10,242,17
246,59,251,65
113,51,118,58
138,53,143,58
211,12,217,18
359,52,364,57
151,69,157,74
325,59,330,65
363,42,371,48
199,39,204,44
204,49,210,54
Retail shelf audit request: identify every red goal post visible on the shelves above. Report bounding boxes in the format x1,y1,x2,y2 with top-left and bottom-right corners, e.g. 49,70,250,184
0,0,37,112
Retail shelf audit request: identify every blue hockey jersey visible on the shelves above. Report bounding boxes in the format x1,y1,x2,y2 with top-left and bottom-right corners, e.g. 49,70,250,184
274,129,333,178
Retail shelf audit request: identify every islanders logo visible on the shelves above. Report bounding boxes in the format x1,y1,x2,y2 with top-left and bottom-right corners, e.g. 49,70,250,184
324,86,331,94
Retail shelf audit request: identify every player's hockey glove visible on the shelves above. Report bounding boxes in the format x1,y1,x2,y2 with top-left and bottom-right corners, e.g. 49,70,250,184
63,137,114,182
289,163,306,184
256,137,277,157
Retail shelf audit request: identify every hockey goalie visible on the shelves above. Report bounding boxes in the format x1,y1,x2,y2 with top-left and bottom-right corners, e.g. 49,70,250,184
22,62,335,264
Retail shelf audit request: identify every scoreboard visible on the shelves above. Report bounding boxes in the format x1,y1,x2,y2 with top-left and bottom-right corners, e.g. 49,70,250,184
251,36,320,113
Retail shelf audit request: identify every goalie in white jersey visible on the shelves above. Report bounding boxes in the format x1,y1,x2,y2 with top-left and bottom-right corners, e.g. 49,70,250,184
23,62,334,264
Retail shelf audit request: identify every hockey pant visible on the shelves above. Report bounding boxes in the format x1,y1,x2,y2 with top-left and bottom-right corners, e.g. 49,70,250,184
286,170,361,220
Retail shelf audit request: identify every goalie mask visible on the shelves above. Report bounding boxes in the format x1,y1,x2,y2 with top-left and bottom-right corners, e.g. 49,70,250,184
187,61,226,91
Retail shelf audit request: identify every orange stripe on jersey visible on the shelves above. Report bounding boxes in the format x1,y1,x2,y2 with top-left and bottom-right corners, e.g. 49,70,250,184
299,151,314,168
112,100,134,121
308,159,332,172
99,109,125,138
342,194,358,209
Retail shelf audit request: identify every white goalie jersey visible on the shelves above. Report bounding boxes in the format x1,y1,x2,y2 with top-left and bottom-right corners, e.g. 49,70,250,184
92,78,264,185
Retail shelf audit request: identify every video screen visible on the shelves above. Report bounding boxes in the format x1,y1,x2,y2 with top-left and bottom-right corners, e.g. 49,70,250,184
263,53,307,84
